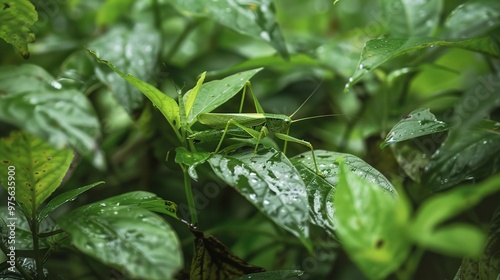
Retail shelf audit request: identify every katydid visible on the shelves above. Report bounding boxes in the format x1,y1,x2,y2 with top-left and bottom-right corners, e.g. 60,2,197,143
188,84,324,175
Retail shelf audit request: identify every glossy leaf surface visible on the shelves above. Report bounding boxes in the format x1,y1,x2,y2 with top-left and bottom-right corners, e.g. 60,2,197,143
58,191,182,279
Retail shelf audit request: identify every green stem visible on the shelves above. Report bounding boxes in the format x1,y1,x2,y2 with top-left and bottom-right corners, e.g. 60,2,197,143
165,18,202,61
182,166,198,226
396,247,425,280
30,219,44,279
0,238,33,279
37,229,64,238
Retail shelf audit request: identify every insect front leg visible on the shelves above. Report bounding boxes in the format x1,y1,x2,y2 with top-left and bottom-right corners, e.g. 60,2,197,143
274,132,321,176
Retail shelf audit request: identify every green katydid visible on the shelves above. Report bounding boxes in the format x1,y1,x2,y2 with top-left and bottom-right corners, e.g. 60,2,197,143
188,83,330,175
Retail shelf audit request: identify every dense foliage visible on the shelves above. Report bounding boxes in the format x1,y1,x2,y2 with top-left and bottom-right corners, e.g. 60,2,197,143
1,0,499,279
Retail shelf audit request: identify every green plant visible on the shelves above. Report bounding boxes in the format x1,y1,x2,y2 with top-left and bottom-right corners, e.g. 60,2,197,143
1,0,499,279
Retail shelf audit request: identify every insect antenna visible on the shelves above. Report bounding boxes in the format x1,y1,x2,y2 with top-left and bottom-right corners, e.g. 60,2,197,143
289,80,324,119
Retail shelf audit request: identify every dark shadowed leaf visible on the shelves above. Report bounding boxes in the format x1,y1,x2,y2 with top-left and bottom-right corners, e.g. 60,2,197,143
346,37,499,90
422,130,500,191
235,270,304,280
381,0,442,38
58,192,182,279
190,229,265,280
168,0,289,59
0,64,102,168
0,131,74,219
89,23,161,112
208,147,311,250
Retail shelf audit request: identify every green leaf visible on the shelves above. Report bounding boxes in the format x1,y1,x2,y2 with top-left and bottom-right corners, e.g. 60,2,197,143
58,192,182,279
0,0,37,58
190,229,265,280
235,270,304,280
184,71,207,119
208,147,311,250
0,64,103,168
168,0,289,59
38,181,105,222
174,147,211,181
333,159,411,279
346,37,500,90
444,0,500,39
89,23,161,112
381,0,442,38
88,49,180,131
186,68,262,127
291,150,397,236
0,131,74,219
96,0,135,27
411,174,500,257
422,130,500,191
381,108,451,149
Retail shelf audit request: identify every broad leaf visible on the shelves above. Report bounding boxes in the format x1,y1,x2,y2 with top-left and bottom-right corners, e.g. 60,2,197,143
333,160,410,279
381,0,442,38
423,130,500,191
184,71,206,119
0,64,102,168
381,108,451,148
235,270,304,280
38,181,105,222
58,192,182,279
168,0,289,59
444,0,500,39
0,131,74,219
88,49,180,131
185,68,262,127
208,147,311,250
89,23,161,112
190,229,265,280
411,174,500,257
0,0,37,58
346,37,500,90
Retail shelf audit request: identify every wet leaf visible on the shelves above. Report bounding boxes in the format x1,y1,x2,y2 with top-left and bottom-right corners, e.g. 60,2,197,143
381,0,442,38
0,131,74,219
333,160,410,279
190,229,265,280
208,147,311,250
89,49,180,131
423,130,500,191
38,181,105,222
346,37,500,90
444,0,500,39
89,23,161,112
185,68,262,127
411,174,500,257
58,192,182,279
168,0,289,59
381,108,451,149
0,0,37,58
0,64,102,168
454,206,500,279
175,147,211,181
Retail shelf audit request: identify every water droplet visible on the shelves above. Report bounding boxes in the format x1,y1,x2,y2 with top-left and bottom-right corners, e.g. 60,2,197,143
359,64,364,70
263,199,270,205
100,203,107,207
260,31,271,41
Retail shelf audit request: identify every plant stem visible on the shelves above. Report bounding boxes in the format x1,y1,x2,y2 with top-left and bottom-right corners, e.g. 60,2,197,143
0,238,33,279
182,166,198,226
165,18,202,61
30,219,44,279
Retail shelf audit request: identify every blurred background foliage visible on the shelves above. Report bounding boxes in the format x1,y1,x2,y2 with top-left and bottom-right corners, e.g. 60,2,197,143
1,0,499,279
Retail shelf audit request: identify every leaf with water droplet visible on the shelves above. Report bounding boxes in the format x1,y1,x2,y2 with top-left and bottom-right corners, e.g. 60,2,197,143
443,0,500,38
346,37,500,91
381,108,451,149
208,147,311,251
58,191,182,279
175,147,211,181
